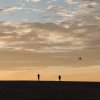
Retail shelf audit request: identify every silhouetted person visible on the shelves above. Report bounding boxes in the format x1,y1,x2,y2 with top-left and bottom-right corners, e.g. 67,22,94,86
37,73,40,81
58,75,61,81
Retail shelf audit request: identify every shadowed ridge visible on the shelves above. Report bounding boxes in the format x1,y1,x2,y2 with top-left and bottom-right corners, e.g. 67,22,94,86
0,81,100,100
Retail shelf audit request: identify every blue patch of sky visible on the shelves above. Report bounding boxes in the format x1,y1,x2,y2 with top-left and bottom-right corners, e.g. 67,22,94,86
66,0,81,12
0,10,38,22
96,3,100,9
0,0,82,23
0,0,20,7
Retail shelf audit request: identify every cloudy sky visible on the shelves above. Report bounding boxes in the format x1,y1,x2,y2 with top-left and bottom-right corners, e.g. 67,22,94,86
0,0,100,81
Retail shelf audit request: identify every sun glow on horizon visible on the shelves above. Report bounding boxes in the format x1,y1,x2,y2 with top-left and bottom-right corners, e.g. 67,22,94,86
0,65,100,81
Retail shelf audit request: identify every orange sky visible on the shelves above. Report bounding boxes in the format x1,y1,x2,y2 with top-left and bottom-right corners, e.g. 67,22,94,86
0,65,100,81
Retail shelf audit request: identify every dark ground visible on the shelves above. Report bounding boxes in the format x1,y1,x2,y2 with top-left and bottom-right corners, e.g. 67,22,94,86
0,81,100,100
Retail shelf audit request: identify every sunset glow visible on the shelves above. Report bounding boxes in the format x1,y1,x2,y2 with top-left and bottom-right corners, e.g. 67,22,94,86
0,0,100,81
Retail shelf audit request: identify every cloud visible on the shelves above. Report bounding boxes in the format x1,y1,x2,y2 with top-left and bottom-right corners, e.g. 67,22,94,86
82,0,100,2
32,8,44,13
62,0,99,27
0,6,23,12
25,0,30,2
0,0,100,68
59,0,100,50
47,5,73,17
25,0,41,2
0,0,100,53
0,19,100,68
0,21,85,53
31,0,41,2
0,19,99,56
47,0,57,4
65,0,78,4
65,0,100,4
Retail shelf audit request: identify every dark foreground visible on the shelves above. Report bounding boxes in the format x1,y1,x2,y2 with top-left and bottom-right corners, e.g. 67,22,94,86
0,81,100,100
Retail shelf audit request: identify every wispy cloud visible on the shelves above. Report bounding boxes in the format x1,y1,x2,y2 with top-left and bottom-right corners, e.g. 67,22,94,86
0,18,100,54
82,0,100,2
25,0,41,3
0,21,85,52
65,0,78,4
0,6,23,12
47,5,73,17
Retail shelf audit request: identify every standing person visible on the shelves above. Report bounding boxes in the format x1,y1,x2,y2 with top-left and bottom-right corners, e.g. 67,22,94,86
37,73,40,81
58,75,61,81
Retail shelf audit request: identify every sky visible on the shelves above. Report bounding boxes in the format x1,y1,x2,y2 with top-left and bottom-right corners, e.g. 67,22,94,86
0,0,100,81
